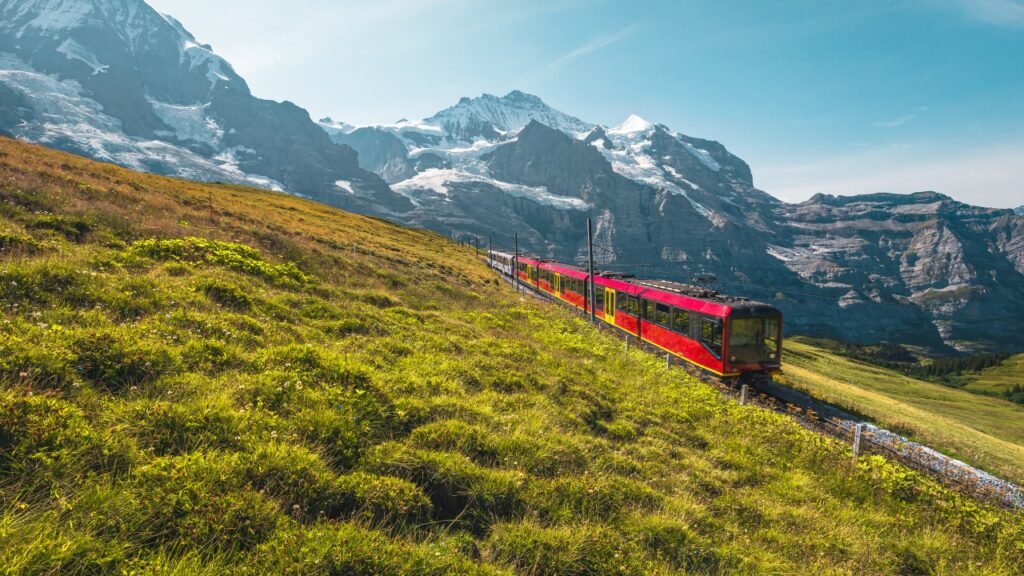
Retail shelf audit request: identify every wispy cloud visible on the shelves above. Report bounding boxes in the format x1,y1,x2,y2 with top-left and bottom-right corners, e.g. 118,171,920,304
530,23,641,82
927,0,1024,27
872,114,917,128
961,0,1024,26
871,106,929,129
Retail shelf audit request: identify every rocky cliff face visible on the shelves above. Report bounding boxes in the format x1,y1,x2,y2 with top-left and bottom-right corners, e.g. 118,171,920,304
2,0,1020,353
772,193,1023,351
324,95,1024,353
0,0,409,213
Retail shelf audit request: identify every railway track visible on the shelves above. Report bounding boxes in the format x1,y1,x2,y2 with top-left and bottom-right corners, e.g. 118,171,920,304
498,270,1024,511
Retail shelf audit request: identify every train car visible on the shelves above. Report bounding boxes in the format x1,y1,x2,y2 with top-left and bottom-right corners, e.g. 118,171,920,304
516,256,541,288
487,250,515,277
536,261,590,310
534,265,782,377
488,250,783,377
611,278,782,377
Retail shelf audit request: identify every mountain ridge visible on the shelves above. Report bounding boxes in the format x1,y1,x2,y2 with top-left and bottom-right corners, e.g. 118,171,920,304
1,0,1021,353
0,0,411,215
324,93,1024,353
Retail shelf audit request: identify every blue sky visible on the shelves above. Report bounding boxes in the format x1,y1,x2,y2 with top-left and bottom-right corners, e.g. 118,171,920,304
148,0,1024,208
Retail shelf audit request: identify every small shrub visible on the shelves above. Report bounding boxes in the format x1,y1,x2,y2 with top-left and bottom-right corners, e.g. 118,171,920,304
162,262,190,276
486,521,645,576
0,263,90,307
333,472,433,524
408,420,502,464
199,279,253,311
132,452,280,552
0,392,95,479
526,475,661,522
128,237,309,286
358,291,399,309
299,300,342,320
262,345,372,388
126,400,244,456
244,444,431,524
627,515,722,571
0,229,42,253
182,339,247,373
291,399,386,470
364,443,526,529
249,523,496,576
73,331,176,392
27,214,94,242
0,333,77,390
322,317,385,337
102,276,163,319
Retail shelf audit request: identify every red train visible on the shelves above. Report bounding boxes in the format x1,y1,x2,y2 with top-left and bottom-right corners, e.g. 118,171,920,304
490,251,782,378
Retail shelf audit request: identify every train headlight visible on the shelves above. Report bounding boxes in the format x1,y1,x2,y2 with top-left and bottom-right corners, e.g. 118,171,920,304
730,356,736,362
770,353,777,360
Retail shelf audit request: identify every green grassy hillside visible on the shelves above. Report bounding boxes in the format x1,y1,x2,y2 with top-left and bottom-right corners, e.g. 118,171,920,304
780,338,1024,486
959,355,1024,399
1,137,1022,575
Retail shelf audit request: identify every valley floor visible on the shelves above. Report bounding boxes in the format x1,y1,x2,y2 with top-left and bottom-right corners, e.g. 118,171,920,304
0,137,1022,575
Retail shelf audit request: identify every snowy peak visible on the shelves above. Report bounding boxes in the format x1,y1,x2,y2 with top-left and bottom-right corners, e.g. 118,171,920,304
318,117,357,137
1015,206,1024,216
425,90,594,140
610,114,655,135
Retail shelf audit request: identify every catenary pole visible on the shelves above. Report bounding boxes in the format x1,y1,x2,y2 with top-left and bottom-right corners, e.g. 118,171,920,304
587,218,596,323
514,232,520,292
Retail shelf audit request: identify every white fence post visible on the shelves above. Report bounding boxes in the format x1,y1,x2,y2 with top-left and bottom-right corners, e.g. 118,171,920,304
666,353,671,369
740,384,749,406
853,423,864,458
625,335,630,352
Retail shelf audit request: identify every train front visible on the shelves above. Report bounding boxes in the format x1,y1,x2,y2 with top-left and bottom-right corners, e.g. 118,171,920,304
724,304,783,374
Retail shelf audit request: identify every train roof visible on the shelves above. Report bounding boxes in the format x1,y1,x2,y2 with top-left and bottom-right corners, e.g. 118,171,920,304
590,274,778,317
490,252,779,317
539,260,588,279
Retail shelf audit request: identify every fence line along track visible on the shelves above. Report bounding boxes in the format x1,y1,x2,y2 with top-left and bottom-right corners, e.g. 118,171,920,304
498,270,1024,511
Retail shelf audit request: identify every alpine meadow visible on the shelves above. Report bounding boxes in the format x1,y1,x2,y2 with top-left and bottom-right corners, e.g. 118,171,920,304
0,138,1022,575
3,0,1024,574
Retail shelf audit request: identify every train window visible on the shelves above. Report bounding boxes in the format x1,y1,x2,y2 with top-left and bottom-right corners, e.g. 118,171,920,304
594,286,604,309
701,319,723,357
671,309,690,335
765,318,779,353
654,303,670,327
630,296,641,316
616,291,628,313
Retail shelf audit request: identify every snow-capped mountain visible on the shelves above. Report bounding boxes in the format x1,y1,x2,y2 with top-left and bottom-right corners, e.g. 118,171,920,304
425,90,594,141
1016,206,1024,216
322,92,1024,353
0,0,408,212
1,0,1020,353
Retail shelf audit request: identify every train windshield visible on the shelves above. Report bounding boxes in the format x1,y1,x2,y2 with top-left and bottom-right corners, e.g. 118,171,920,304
728,317,781,365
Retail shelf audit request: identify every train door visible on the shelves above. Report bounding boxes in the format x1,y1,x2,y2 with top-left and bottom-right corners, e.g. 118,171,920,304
554,274,561,296
604,288,616,323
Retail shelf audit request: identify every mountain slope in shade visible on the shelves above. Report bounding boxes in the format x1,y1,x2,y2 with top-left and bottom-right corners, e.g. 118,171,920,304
1016,206,1024,216
325,95,1024,353
1,0,1019,353
0,0,410,214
